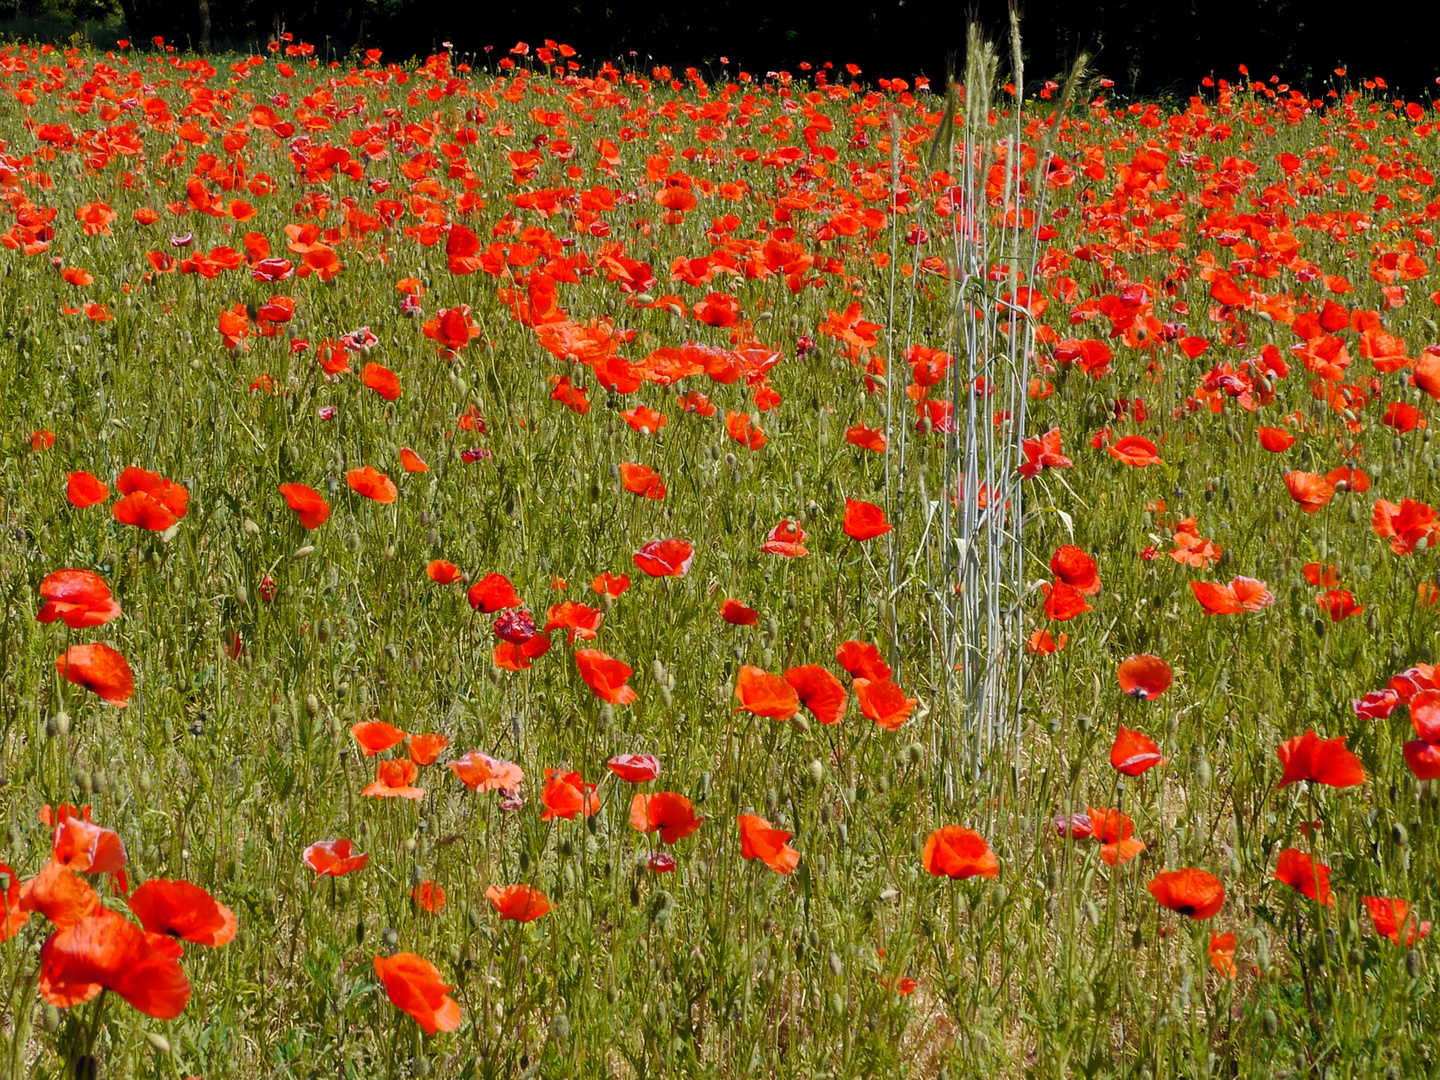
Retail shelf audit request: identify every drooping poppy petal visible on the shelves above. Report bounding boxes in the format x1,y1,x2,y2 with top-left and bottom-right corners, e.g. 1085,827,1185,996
575,649,638,705
303,839,369,877
36,570,120,629
720,598,760,625
853,678,917,731
351,720,407,756
346,466,398,503
448,750,523,793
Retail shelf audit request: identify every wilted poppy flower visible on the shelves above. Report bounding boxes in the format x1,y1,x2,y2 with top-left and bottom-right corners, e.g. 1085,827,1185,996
541,768,599,820
362,362,402,400
1276,730,1365,788
361,758,424,799
1042,580,1092,621
1055,812,1093,839
427,560,463,585
760,521,809,557
127,879,236,947
1050,545,1100,594
1363,896,1431,946
1283,471,1336,513
1209,932,1238,978
784,665,847,725
1117,655,1171,700
56,644,134,707
66,471,109,508
1111,726,1167,776
853,678,916,730
351,720,407,756
835,641,891,682
40,907,190,1019
468,572,521,612
373,952,461,1034
279,483,330,529
575,649,637,705
734,666,800,720
736,814,800,874
1147,868,1225,918
1274,848,1334,906
36,570,120,629
721,598,760,625
412,880,446,914
1108,435,1163,467
486,883,551,922
493,609,537,645
346,466,397,503
303,839,369,877
633,538,694,578
1190,577,1273,614
1257,427,1297,452
408,733,449,766
921,826,998,880
448,750,523,793
630,792,704,844
843,499,893,541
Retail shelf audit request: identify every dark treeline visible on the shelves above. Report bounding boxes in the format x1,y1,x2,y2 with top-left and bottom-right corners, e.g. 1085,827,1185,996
89,0,1440,97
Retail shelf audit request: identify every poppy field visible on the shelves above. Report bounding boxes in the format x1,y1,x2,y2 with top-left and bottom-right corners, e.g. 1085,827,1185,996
4,26,1440,1080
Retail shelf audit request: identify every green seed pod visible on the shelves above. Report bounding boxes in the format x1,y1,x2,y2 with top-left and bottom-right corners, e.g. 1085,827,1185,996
409,1058,433,1078
381,927,399,949
55,711,71,737
828,951,843,977
1392,822,1410,847
807,759,825,785
1196,760,1213,789
1083,900,1101,926
41,1004,60,1033
518,851,530,873
355,919,367,946
1262,1009,1278,1037
1408,948,1424,978
790,713,810,734
144,1032,171,1054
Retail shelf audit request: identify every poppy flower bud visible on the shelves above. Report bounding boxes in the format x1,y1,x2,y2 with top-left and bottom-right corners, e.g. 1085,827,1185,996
1195,760,1212,789
1392,822,1409,847
409,1059,433,1079
518,850,530,873
1409,949,1424,978
1084,900,1101,926
75,769,92,795
724,453,737,469
305,694,320,717
791,713,810,735
145,1033,171,1055
55,710,72,736
41,1004,60,1033
904,743,924,766
91,769,106,794
1261,1009,1278,1036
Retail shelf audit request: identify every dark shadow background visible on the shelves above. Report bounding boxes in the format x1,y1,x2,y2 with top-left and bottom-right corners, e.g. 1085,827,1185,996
106,0,1440,97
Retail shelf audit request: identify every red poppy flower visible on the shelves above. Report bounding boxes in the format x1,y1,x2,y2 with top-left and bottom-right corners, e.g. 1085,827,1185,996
448,750,524,793
540,768,599,820
542,601,604,642
843,499,892,541
1117,655,1171,700
1276,730,1365,788
56,644,134,707
633,538,694,578
427,560,463,585
351,720,407,756
1018,427,1072,477
618,463,666,499
1363,896,1431,946
47,805,127,879
1274,848,1334,906
1257,426,1297,452
1326,465,1370,493
408,733,449,766
736,814,800,874
1190,577,1273,614
784,665,847,724
126,879,236,947
853,678,916,730
412,881,446,914
1147,868,1225,918
630,792,704,844
485,883,551,922
607,753,661,782
845,425,887,453
1404,739,1440,780
1107,435,1163,467
1050,545,1100,594
1283,471,1336,513
1372,498,1439,555
303,839,369,877
40,907,190,1019
1111,726,1167,776
373,952,461,1034
575,649,637,705
493,633,552,670
346,466,397,503
734,666,800,720
116,467,188,517
362,361,402,400
492,609,537,645
36,570,120,629
1209,932,1238,978
921,826,999,880
591,572,631,598
835,641,891,681
112,491,177,532
279,483,330,529
66,471,109,508
1042,580,1092,621
1302,561,1342,587
760,520,809,557
721,598,760,625
361,758,424,799
467,572,521,612
399,446,430,472
1316,589,1364,621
